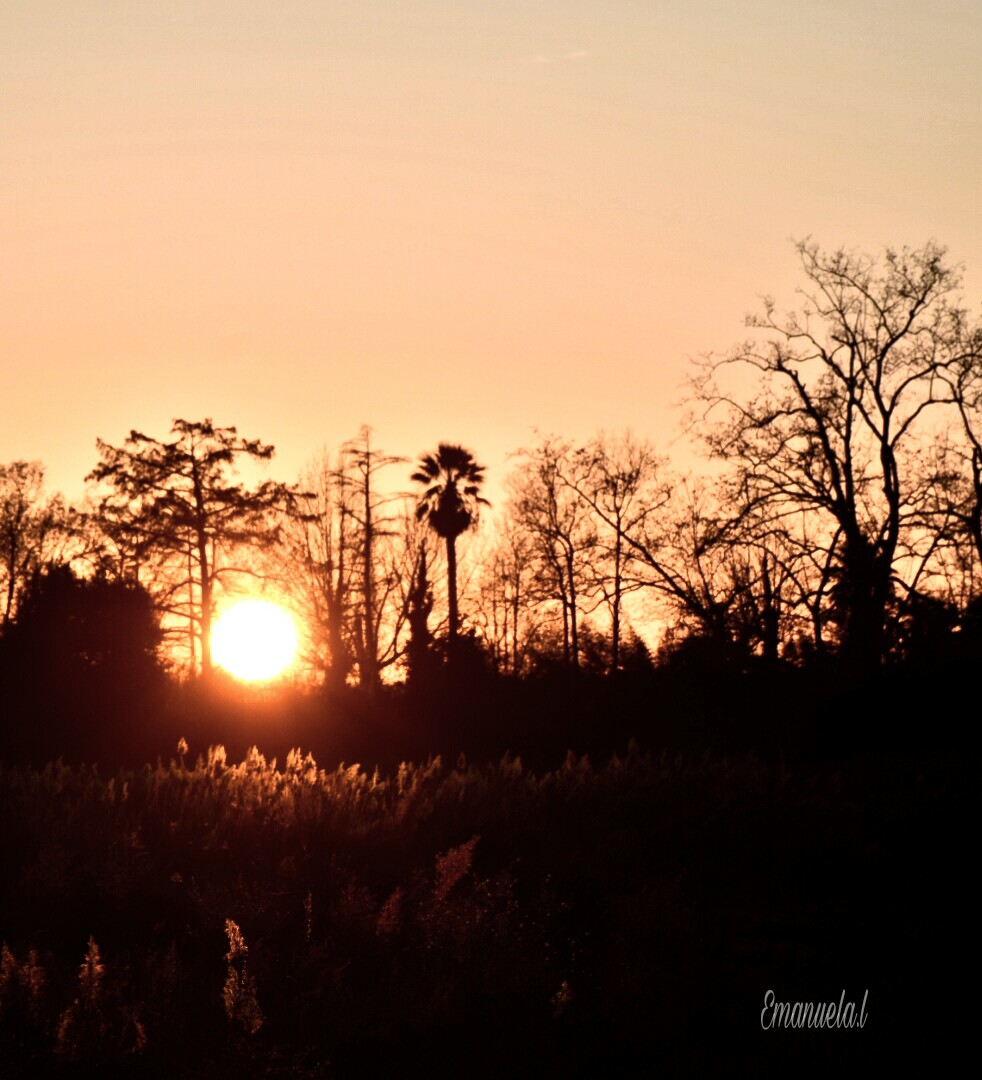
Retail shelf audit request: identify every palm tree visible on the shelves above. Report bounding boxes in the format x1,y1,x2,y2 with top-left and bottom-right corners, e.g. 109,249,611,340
411,444,489,652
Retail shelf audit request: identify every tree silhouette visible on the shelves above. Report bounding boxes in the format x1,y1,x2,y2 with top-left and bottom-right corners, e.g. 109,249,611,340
472,516,541,677
508,436,597,672
412,444,488,652
346,428,409,690
935,322,982,572
691,240,972,674
0,565,163,762
405,546,435,686
573,432,664,672
87,419,295,677
286,431,420,690
285,448,359,690
0,462,73,628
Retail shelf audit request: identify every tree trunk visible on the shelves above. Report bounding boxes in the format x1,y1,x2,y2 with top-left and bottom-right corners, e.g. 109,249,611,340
324,502,353,690
324,600,350,691
191,460,213,679
566,549,579,673
760,554,780,664
187,538,196,670
511,580,521,676
407,548,434,686
838,534,889,675
611,531,622,674
197,532,213,677
3,536,17,627
970,449,982,566
446,534,459,652
361,463,379,691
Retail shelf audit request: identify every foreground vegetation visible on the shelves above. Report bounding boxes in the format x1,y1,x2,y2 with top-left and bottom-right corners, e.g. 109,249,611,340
0,729,974,1075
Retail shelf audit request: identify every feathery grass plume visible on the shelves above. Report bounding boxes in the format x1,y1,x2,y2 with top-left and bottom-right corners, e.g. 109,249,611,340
0,942,16,1007
79,936,104,1003
20,948,45,1027
223,919,263,1035
207,744,227,773
243,746,266,773
375,886,404,939
285,747,319,786
55,936,106,1060
433,835,479,904
1,943,46,1032
55,936,146,1061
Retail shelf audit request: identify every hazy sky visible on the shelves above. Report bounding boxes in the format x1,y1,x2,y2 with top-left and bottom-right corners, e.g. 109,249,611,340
2,0,979,504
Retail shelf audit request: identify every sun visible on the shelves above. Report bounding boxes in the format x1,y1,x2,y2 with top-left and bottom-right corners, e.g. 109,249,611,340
211,599,299,682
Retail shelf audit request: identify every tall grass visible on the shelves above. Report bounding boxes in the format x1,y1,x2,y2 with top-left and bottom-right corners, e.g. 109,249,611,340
0,740,968,1074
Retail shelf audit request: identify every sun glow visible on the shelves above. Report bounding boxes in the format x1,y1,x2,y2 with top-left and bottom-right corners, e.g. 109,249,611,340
211,600,298,682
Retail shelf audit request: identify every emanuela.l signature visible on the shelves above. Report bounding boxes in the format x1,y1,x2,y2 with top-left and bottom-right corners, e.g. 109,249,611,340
761,989,868,1030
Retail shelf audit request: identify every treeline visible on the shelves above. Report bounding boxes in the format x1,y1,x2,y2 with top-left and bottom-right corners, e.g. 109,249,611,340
2,239,982,702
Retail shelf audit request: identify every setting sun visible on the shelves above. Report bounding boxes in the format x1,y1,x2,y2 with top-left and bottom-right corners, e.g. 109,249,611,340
211,599,298,682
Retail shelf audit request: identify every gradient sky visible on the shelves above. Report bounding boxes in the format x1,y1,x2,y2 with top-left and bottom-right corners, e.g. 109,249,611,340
2,0,979,504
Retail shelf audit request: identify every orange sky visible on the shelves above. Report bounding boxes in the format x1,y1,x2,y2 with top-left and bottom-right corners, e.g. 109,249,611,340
2,1,979,506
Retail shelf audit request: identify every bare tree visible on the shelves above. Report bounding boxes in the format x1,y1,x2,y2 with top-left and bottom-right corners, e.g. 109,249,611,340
377,504,435,681
347,428,409,690
284,430,422,689
508,436,598,672
572,433,666,672
0,462,77,629
471,515,542,676
284,448,359,688
936,323,982,576
691,239,970,672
